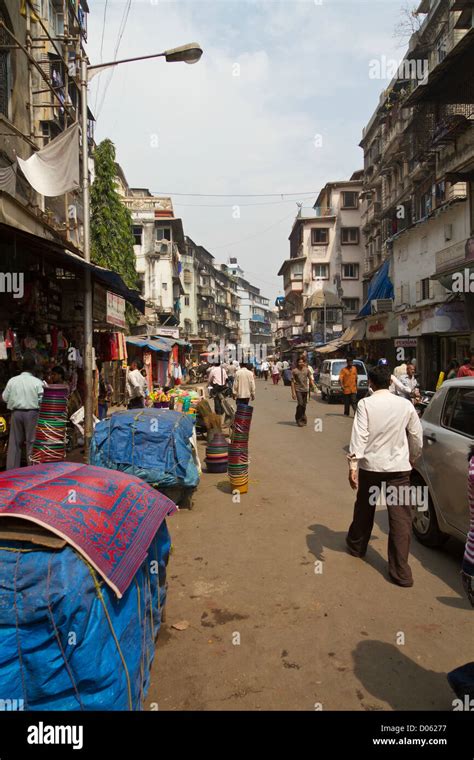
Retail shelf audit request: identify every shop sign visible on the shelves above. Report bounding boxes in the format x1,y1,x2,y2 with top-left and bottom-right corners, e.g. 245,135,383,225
422,301,468,334
106,292,126,329
394,338,418,348
398,312,423,337
367,315,388,339
156,326,179,339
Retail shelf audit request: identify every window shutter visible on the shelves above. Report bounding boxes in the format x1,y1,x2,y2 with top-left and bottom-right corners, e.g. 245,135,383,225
416,281,421,302
429,280,434,299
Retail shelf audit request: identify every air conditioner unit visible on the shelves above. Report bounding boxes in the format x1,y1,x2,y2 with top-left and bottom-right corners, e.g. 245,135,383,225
371,298,393,314
155,240,171,254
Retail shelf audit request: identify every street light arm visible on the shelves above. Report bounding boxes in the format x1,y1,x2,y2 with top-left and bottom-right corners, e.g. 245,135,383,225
87,43,203,80
87,52,166,80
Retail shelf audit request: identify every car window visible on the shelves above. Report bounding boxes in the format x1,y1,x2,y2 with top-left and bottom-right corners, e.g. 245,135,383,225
441,388,459,428
448,388,474,437
354,362,366,376
331,361,345,375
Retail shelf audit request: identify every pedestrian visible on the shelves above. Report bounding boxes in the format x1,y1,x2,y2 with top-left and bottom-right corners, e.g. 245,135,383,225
225,359,239,391
457,349,474,378
2,352,44,469
96,360,112,420
271,360,280,385
281,359,292,386
291,356,315,427
339,357,358,417
126,359,146,409
346,364,423,587
207,361,228,416
395,362,420,400
261,359,270,381
445,359,460,380
233,363,256,405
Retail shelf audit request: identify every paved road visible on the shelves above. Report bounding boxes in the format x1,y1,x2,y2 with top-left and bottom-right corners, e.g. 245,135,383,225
148,380,472,711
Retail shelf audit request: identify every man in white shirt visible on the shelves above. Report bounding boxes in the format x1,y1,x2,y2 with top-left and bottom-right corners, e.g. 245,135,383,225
126,359,146,409
395,362,420,400
346,364,423,587
260,360,270,381
207,362,228,415
2,353,44,469
233,363,256,405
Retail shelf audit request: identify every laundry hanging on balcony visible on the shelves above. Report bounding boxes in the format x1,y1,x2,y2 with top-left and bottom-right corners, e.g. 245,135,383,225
17,123,80,197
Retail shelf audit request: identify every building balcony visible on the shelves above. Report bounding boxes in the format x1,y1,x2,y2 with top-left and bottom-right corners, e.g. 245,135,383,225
198,285,215,298
435,236,473,275
364,201,382,227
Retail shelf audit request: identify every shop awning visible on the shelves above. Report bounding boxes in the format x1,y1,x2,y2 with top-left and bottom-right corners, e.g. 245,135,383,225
125,336,171,353
315,319,366,353
0,198,145,313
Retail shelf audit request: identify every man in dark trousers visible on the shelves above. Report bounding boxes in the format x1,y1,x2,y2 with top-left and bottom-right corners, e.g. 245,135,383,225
2,353,44,469
346,365,423,587
339,356,358,416
291,355,315,427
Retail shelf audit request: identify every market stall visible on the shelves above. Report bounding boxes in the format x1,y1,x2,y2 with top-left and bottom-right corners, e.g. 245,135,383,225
0,462,176,710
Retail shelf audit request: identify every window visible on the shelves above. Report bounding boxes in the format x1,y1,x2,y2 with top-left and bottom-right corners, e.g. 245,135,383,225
341,191,358,209
311,228,329,245
442,389,474,437
0,12,10,119
421,278,431,300
132,225,142,246
162,282,168,290
291,263,303,280
341,227,359,245
342,263,359,279
312,263,329,279
342,297,360,313
138,274,145,295
184,296,190,306
156,226,171,241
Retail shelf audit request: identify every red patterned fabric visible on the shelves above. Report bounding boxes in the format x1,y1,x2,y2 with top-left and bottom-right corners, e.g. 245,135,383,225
0,462,177,598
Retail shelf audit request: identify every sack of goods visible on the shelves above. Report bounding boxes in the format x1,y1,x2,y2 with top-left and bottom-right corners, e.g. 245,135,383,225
0,463,176,710
90,409,200,489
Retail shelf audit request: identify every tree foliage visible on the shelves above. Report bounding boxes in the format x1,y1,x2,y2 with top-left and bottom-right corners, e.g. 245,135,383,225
90,139,138,323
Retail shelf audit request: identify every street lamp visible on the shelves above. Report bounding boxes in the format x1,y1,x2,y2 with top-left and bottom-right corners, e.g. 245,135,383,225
80,42,203,460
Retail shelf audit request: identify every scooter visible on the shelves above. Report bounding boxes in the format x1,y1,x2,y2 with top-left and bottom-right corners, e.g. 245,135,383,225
414,390,434,418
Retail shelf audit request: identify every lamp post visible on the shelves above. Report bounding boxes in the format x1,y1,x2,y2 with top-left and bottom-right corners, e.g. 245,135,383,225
80,43,203,460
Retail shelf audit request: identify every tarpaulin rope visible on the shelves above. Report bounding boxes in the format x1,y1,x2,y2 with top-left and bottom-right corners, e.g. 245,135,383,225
46,556,85,711
13,553,29,710
85,562,133,711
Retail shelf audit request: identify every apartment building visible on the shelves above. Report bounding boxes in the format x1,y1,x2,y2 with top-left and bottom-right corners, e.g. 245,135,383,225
0,0,91,247
276,173,365,352
224,258,274,353
116,178,185,330
182,238,240,353
360,0,474,385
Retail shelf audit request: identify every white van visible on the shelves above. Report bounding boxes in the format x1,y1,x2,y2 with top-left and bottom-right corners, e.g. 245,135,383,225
319,359,369,401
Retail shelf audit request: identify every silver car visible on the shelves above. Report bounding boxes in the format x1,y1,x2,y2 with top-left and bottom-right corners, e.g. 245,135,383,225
412,378,474,547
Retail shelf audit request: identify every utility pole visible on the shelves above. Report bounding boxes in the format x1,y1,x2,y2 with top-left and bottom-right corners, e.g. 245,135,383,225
80,55,93,460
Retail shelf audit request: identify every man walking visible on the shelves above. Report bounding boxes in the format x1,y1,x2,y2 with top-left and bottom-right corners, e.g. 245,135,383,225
261,359,270,381
2,353,44,469
291,356,315,427
126,359,146,409
233,363,256,405
339,357,358,416
346,365,423,587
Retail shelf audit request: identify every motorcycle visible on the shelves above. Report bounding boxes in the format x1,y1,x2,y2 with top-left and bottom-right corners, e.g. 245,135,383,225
414,390,434,418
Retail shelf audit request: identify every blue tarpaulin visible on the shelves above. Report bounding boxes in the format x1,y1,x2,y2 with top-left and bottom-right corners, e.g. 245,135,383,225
0,521,171,710
358,258,394,317
90,409,200,488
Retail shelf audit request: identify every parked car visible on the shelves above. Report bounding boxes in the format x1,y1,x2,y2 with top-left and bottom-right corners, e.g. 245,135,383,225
319,359,369,401
411,378,474,547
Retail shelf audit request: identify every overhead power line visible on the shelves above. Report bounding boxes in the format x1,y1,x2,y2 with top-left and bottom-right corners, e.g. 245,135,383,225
152,190,318,198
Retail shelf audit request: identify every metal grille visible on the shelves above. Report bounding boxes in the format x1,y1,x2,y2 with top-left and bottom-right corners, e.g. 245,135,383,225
0,13,9,118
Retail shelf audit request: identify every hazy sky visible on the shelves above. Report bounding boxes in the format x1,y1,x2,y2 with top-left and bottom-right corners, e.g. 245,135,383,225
88,0,410,301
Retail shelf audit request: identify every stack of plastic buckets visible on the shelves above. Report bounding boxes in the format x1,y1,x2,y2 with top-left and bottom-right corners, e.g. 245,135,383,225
228,403,253,493
205,432,229,473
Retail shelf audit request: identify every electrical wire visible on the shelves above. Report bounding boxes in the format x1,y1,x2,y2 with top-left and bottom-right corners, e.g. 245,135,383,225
96,0,133,119
152,190,318,197
94,0,109,114
211,209,296,249
173,198,302,208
